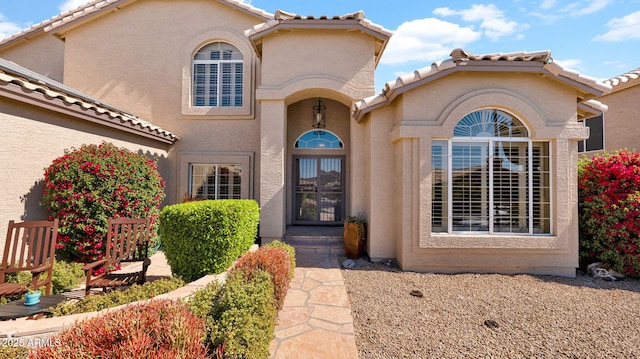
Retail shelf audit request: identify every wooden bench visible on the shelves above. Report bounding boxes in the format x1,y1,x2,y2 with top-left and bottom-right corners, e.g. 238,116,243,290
1,220,59,297
83,218,152,295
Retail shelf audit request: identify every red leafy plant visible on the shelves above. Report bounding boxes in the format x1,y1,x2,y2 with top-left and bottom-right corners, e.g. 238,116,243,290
30,299,208,358
41,142,165,264
232,246,292,310
579,150,640,277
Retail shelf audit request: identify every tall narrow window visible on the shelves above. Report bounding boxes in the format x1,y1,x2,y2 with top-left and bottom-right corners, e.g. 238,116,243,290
189,164,242,200
578,114,604,152
432,109,551,235
193,42,243,107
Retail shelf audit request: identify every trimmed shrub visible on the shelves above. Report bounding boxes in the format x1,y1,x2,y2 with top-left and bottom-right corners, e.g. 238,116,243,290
41,142,165,263
50,260,85,294
579,150,640,277
188,270,276,359
232,246,292,310
0,346,28,359
159,200,259,282
49,277,185,316
264,240,296,279
31,299,208,359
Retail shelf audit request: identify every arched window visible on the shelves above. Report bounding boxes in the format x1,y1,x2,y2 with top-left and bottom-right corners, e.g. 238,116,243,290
432,109,551,235
192,42,243,107
294,130,343,149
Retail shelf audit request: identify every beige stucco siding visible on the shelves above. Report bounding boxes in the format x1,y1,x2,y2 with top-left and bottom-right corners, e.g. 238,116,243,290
598,85,640,152
0,97,169,250
364,71,587,276
259,29,377,101
0,34,65,82
59,0,265,203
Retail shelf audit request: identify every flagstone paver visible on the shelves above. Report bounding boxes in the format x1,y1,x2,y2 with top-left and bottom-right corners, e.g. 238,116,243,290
269,250,358,359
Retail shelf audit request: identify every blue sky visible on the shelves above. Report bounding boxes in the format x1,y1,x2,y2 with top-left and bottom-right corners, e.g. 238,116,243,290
1,0,639,91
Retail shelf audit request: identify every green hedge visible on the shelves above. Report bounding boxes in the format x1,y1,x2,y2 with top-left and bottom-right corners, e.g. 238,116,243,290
188,269,276,359
159,200,259,282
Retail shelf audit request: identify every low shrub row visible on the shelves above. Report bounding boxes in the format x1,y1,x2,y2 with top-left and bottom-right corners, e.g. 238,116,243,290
29,241,295,359
31,299,208,358
160,200,260,282
187,240,296,358
48,277,184,316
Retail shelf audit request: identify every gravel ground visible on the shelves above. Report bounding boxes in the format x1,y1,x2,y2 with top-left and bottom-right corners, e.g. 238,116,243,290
341,258,640,359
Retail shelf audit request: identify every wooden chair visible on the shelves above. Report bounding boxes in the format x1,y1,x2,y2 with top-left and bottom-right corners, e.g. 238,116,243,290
83,218,152,295
1,220,59,297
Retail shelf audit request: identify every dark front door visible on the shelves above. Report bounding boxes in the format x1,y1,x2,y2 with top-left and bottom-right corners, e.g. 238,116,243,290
293,155,345,225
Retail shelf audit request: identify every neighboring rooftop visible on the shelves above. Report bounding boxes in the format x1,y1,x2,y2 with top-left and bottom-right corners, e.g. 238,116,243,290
604,68,640,92
0,58,177,144
353,48,611,122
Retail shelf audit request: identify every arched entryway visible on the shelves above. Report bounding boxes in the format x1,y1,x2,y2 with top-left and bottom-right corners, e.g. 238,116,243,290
286,98,350,226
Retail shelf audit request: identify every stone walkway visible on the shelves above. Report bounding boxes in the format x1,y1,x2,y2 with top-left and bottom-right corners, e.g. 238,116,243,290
269,250,358,359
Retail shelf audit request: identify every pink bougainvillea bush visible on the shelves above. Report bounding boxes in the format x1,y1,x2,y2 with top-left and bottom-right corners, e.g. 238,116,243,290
578,150,640,277
41,142,165,264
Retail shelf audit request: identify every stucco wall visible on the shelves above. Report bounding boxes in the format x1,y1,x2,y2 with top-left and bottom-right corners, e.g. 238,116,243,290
59,0,264,204
0,96,169,250
0,34,65,82
599,84,640,153
259,29,377,101
364,70,587,277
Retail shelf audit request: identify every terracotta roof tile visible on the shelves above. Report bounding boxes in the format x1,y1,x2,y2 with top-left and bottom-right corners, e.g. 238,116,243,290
0,58,177,144
353,48,611,122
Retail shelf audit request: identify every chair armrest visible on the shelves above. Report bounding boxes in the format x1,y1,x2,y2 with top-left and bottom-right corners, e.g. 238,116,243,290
30,263,53,274
82,259,109,271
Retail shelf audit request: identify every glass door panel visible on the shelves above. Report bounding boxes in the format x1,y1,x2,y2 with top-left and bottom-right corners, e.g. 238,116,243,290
294,156,344,224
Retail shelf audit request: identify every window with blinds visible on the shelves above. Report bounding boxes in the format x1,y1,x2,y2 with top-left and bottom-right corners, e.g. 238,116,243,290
432,109,551,235
193,42,243,107
189,164,242,200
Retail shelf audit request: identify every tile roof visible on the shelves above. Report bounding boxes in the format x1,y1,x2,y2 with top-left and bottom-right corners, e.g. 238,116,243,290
0,0,272,48
246,10,392,65
604,68,640,91
246,10,392,39
0,58,177,144
353,48,611,122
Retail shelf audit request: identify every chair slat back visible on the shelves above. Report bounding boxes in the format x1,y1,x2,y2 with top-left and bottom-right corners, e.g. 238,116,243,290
2,220,59,273
105,218,150,264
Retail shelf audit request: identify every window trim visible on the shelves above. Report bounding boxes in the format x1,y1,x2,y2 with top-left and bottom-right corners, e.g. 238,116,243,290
432,109,553,236
181,30,254,119
178,152,253,201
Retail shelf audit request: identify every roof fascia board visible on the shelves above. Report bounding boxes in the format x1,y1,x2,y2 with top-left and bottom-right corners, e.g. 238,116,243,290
0,84,174,144
539,68,606,98
249,20,390,42
45,0,136,37
216,0,272,21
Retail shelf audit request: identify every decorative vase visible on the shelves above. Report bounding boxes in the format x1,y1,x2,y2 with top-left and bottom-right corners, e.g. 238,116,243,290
24,291,41,306
344,222,366,259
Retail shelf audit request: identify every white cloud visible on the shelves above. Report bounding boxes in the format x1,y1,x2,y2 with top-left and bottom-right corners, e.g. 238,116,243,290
594,10,640,41
553,58,582,70
59,0,93,13
574,0,613,16
380,18,481,65
0,14,23,40
540,0,557,9
433,4,522,41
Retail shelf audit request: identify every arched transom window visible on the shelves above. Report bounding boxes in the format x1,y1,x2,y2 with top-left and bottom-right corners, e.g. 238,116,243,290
432,109,551,235
192,42,243,107
295,130,343,149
